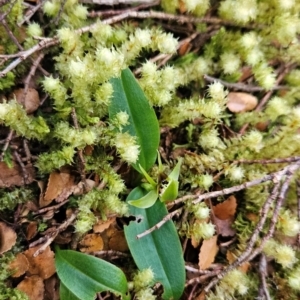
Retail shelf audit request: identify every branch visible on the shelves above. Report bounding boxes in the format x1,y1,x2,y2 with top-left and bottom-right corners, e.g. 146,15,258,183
136,207,184,239
203,74,288,92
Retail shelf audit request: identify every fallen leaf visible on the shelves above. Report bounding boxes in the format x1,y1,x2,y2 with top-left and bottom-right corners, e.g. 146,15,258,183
26,221,38,240
246,212,259,222
227,92,258,113
93,218,116,233
108,230,129,252
79,233,104,253
17,275,44,300
12,88,40,114
213,196,237,220
213,217,236,237
0,161,35,187
178,40,191,56
213,196,237,237
199,235,219,270
9,253,29,277
0,222,17,254
41,171,75,207
24,246,56,279
44,275,59,300
195,290,206,300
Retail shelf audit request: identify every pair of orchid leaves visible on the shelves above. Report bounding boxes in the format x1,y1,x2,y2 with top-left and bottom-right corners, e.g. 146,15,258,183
128,153,183,208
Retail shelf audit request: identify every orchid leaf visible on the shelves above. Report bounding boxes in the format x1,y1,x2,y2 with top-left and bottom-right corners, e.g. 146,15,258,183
55,247,129,300
128,188,158,208
109,68,160,173
160,180,179,203
124,187,185,300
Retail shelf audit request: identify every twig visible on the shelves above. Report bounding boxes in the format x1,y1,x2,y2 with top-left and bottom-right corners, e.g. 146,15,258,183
235,156,300,165
136,206,183,239
22,139,32,165
32,199,69,216
297,180,300,248
22,52,47,103
71,108,87,184
93,250,130,258
1,10,261,77
248,163,299,260
88,0,160,18
13,150,29,184
258,254,272,300
185,269,222,286
82,0,157,4
203,74,288,92
185,265,212,275
0,129,14,161
192,170,283,205
18,1,45,26
32,211,77,257
0,0,17,22
204,161,300,292
0,37,59,77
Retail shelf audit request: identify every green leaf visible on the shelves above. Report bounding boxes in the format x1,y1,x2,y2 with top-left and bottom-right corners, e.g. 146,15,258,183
160,158,183,203
60,282,81,300
109,68,160,172
124,187,185,300
55,247,130,300
138,164,157,187
160,180,179,203
128,187,158,208
168,157,183,181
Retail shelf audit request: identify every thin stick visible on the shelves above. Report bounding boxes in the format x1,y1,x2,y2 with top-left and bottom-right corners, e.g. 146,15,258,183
0,37,59,77
136,206,183,239
204,74,288,92
32,199,69,216
235,156,300,164
192,171,281,205
33,211,77,257
22,52,47,103
71,108,87,184
0,129,14,161
258,254,272,300
204,161,300,292
297,180,300,248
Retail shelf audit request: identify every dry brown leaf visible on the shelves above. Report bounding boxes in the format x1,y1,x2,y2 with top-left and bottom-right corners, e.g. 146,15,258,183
24,246,56,279
79,233,104,253
44,275,59,300
83,145,94,156
213,216,236,237
213,195,237,220
93,218,116,233
17,275,44,300
227,92,258,113
26,221,38,240
199,235,219,270
255,121,269,132
108,230,129,252
0,222,17,254
191,235,200,248
9,253,29,277
178,40,191,56
195,290,206,300
0,162,35,187
12,88,40,114
246,212,259,222
41,171,75,207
